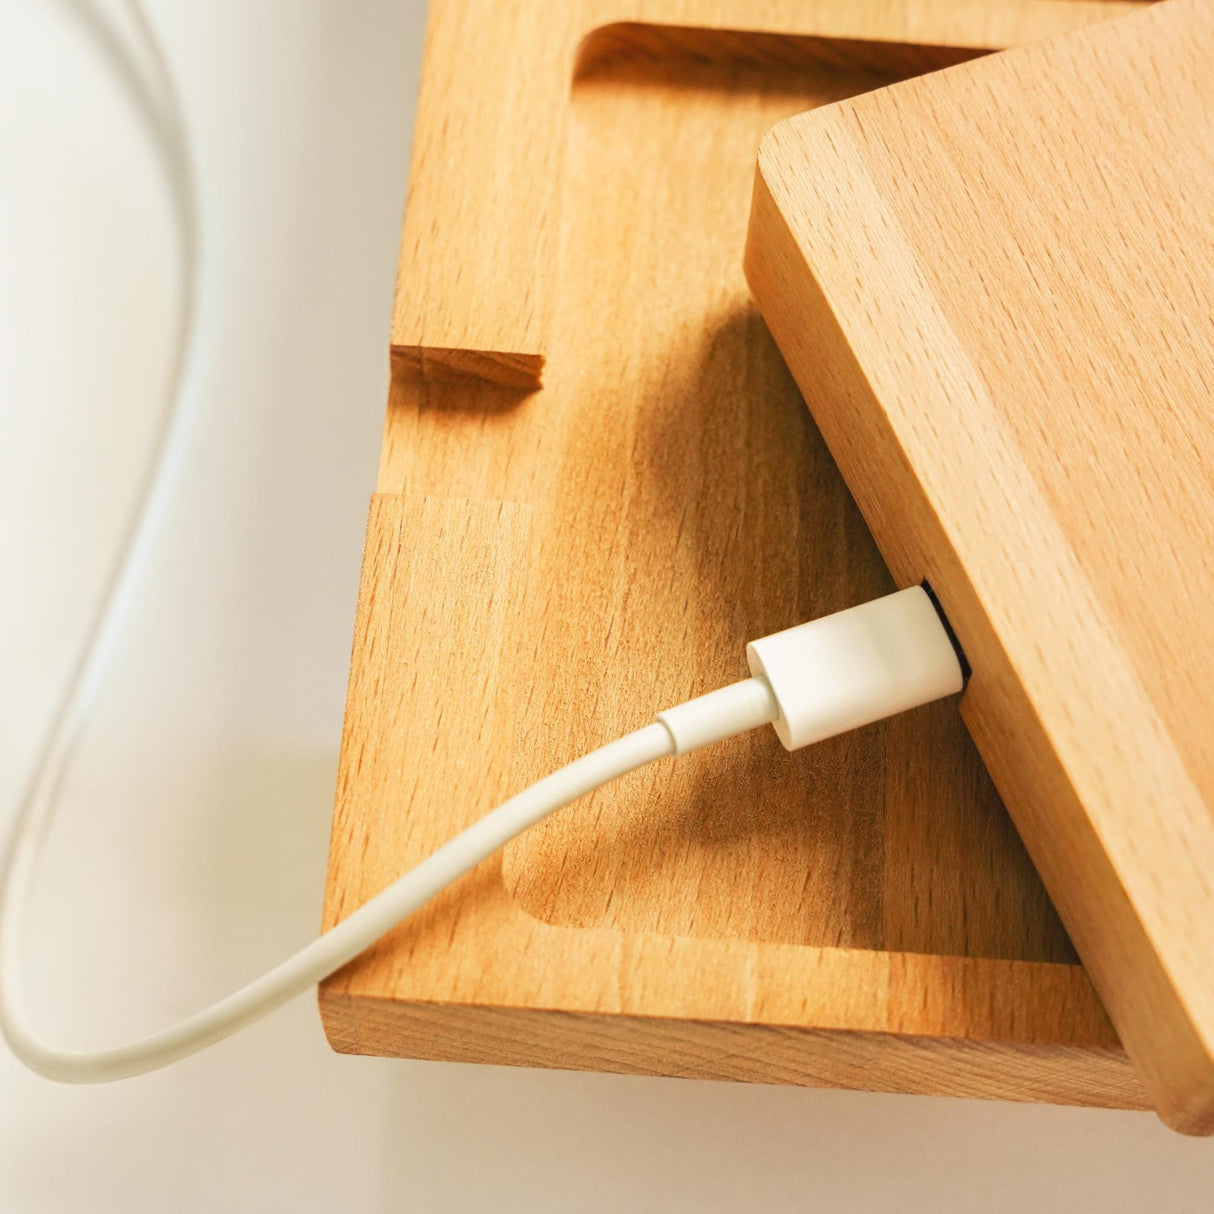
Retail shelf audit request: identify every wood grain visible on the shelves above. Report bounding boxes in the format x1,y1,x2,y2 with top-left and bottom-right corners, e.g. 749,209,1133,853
391,0,1142,387
324,0,1150,1112
745,0,1212,1131
323,496,1141,1107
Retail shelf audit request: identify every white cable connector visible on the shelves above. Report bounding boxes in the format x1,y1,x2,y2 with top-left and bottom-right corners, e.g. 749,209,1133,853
657,586,962,755
748,586,965,750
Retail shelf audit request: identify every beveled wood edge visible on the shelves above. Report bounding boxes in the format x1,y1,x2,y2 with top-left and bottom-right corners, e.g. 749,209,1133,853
320,859,1124,1052
320,992,1148,1110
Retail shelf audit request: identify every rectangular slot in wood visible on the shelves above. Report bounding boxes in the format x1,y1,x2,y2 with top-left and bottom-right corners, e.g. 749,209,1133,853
381,30,1075,963
325,0,1148,1111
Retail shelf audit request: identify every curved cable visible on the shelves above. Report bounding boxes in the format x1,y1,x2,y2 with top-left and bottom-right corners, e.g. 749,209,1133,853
3,722,679,1082
0,0,963,1087
0,0,782,1086
0,0,204,1079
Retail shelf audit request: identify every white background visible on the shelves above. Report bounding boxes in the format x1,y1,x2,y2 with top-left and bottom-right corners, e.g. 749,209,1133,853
2,2,1213,1210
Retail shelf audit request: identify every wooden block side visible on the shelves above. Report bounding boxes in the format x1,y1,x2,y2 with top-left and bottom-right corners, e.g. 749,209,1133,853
389,1,578,386
391,345,546,390
744,0,1214,1132
321,995,1147,1112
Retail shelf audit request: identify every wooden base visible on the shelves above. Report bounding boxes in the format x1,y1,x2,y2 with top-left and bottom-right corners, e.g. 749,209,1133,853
321,0,1149,1111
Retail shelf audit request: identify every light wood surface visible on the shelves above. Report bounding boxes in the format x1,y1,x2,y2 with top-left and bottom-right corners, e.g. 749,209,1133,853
391,0,1142,388
745,0,1213,1132
323,0,1151,1111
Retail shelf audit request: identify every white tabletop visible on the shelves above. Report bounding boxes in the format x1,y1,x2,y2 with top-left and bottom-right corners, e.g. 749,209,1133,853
2,2,1212,1209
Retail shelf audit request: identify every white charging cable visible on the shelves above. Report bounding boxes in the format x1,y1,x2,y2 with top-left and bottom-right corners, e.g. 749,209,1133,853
0,1,966,1084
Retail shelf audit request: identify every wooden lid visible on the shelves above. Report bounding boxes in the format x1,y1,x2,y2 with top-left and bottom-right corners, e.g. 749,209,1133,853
744,0,1214,1133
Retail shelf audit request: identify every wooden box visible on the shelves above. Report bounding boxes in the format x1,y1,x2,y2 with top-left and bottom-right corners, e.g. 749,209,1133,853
320,0,1150,1111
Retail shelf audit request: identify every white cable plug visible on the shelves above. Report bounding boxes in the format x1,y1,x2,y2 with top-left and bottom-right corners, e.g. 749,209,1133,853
0,1,967,1085
655,586,963,755
748,587,965,750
